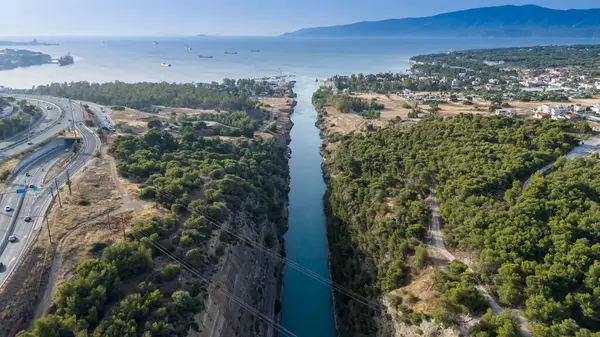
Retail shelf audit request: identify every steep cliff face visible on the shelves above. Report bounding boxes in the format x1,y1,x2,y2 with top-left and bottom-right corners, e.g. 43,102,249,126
195,215,285,337
193,99,295,337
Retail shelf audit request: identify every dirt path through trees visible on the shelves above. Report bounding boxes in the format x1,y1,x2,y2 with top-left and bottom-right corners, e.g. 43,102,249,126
427,187,531,336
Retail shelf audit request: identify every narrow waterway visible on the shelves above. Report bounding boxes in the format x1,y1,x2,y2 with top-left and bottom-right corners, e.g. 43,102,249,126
281,77,337,337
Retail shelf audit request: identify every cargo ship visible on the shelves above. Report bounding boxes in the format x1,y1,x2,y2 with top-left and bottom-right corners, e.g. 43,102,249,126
224,51,238,55
58,54,74,66
198,55,213,59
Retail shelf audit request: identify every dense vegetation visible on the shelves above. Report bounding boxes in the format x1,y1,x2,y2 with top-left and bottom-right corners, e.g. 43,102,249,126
194,110,263,137
330,72,451,94
146,108,265,138
35,81,257,112
112,128,289,225
474,157,600,335
21,120,290,336
313,89,383,119
17,237,206,337
0,100,42,140
433,261,487,325
324,115,585,336
412,45,600,70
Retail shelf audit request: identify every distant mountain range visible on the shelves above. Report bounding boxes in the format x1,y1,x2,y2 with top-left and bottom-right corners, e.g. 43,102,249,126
283,5,600,38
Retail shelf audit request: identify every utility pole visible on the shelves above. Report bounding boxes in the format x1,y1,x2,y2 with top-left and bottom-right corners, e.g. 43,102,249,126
45,216,52,244
54,179,62,207
66,170,72,195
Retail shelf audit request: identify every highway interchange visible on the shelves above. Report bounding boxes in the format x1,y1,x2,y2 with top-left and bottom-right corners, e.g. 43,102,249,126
0,95,102,287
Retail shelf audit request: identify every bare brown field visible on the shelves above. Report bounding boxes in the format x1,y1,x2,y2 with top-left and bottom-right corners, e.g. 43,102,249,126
110,109,152,134
393,265,438,315
322,93,600,139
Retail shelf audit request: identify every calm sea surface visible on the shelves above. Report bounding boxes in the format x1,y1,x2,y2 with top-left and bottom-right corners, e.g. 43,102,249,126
1,36,596,337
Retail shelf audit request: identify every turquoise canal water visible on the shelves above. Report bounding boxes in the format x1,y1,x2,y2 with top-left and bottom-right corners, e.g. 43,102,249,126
280,77,337,337
1,36,594,337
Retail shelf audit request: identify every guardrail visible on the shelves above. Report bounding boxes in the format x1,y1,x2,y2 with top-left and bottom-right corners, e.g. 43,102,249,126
0,148,65,259
12,140,67,174
0,192,26,259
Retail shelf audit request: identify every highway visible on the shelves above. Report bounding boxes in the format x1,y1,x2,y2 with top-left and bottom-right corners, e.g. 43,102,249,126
77,101,115,130
0,95,101,287
0,95,69,160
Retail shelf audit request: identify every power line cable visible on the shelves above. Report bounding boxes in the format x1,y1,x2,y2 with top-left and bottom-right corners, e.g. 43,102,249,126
154,188,381,310
130,228,298,337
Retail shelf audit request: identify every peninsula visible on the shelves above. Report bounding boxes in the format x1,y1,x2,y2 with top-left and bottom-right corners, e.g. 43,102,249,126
0,49,52,71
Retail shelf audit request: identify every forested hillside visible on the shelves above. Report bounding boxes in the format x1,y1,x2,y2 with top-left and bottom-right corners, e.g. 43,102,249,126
19,119,290,336
324,114,590,336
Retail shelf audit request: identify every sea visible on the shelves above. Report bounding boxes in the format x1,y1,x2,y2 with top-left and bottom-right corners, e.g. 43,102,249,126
1,36,597,337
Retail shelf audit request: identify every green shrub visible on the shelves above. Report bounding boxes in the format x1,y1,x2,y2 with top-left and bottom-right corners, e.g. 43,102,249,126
179,234,193,247
78,199,91,206
161,263,181,281
0,169,10,182
184,249,204,269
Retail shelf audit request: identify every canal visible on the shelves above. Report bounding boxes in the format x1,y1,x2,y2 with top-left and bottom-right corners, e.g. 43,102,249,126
280,77,337,337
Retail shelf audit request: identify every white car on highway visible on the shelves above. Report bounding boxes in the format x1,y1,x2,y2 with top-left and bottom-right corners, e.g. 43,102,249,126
4,205,12,212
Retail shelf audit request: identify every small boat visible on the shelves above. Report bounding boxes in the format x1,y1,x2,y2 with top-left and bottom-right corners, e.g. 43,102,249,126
198,55,213,59
185,47,192,51
161,62,172,67
224,51,238,55
153,41,159,45
250,49,260,52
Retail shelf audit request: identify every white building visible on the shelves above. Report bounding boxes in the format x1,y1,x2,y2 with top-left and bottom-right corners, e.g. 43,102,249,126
572,104,586,113
592,104,600,114
537,105,567,116
495,109,517,117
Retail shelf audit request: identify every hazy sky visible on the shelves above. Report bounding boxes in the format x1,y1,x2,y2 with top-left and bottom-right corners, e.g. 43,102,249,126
1,0,598,37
